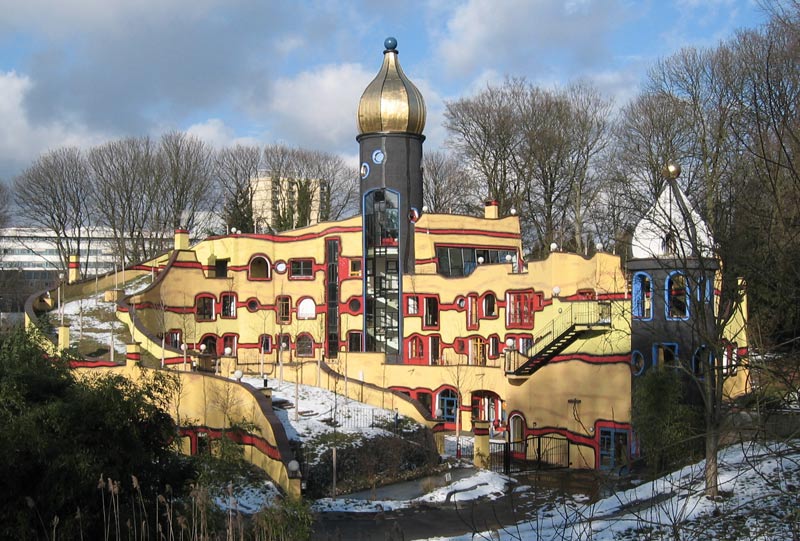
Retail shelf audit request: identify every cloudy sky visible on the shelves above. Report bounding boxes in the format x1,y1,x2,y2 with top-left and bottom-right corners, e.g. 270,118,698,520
0,0,767,181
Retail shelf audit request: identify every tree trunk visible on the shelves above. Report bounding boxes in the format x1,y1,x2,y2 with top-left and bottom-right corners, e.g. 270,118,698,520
704,424,719,498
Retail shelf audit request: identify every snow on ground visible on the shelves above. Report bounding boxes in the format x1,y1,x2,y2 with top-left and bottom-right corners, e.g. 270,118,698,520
426,440,800,541
311,469,513,514
231,376,514,515
241,376,400,444
60,274,154,353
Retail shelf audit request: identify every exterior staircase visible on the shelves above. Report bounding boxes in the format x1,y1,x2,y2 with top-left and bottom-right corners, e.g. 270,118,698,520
505,301,612,378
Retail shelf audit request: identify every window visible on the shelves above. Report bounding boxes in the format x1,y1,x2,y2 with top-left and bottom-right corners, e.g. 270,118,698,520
467,295,478,330
632,272,652,319
471,337,486,365
249,256,271,279
200,335,217,355
483,294,497,318
417,391,433,416
195,295,215,321
666,272,689,319
220,293,236,318
407,295,419,315
424,297,439,328
296,334,314,357
654,343,678,367
222,334,236,355
437,389,458,422
348,332,362,352
278,334,291,352
517,336,533,355
599,429,629,470
692,346,712,378
214,258,229,278
166,329,182,349
436,246,516,277
723,342,738,375
408,336,424,360
259,334,272,353
489,336,500,358
631,350,645,375
430,336,441,365
507,291,535,327
350,259,362,277
276,296,291,324
290,259,313,278
297,298,316,319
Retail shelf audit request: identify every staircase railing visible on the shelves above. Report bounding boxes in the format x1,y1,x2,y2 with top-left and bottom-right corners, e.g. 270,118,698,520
506,301,612,374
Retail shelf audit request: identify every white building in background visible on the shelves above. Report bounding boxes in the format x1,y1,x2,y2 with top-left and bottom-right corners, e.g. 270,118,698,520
0,227,121,275
251,172,323,232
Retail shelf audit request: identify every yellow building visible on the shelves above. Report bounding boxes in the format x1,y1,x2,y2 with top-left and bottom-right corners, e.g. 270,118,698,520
40,37,748,475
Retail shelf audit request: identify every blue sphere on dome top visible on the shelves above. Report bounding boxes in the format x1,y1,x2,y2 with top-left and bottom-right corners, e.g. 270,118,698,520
384,37,397,51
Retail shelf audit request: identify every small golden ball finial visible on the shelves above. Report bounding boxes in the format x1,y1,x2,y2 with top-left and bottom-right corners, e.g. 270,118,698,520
662,163,681,180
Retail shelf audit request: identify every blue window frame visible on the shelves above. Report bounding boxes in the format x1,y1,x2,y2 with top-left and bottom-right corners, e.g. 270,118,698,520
692,346,714,379
599,428,629,471
632,272,653,320
437,389,458,422
665,271,690,320
631,350,645,376
653,343,679,368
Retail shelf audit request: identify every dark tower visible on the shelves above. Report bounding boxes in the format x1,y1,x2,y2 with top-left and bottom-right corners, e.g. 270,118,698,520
356,37,426,361
627,164,719,378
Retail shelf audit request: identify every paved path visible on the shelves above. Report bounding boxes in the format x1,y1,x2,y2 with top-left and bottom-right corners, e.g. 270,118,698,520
313,470,609,540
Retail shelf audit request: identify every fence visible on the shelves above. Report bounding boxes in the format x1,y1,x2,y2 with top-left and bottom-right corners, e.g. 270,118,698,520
489,434,571,474
330,406,397,431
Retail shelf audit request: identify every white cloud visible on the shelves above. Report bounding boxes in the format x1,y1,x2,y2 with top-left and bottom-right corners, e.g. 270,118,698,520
435,0,627,80
185,118,261,149
267,63,374,151
0,70,105,179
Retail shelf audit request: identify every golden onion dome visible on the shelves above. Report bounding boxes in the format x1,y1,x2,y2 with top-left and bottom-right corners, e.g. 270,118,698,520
357,37,426,136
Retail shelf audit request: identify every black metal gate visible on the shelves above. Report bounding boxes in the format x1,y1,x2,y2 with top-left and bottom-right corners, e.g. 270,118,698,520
489,434,570,474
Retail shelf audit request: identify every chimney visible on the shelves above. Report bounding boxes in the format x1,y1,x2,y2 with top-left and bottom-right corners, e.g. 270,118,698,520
68,254,80,283
174,229,190,251
484,200,499,220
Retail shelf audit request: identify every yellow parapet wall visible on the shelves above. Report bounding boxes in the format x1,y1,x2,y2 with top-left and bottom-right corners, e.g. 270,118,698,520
71,356,301,498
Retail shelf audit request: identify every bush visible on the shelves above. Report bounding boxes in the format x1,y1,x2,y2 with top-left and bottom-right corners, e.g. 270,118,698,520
632,367,704,476
0,327,188,539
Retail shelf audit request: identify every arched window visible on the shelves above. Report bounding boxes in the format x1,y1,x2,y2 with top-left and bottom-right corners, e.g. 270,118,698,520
200,335,217,355
632,272,652,319
692,346,712,378
248,255,271,280
408,336,424,360
483,293,497,317
509,414,525,453
437,388,458,422
666,271,689,320
297,298,316,320
296,334,314,357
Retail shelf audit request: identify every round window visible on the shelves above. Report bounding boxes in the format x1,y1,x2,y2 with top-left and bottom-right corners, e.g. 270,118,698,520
631,351,645,376
247,299,259,311
348,298,361,312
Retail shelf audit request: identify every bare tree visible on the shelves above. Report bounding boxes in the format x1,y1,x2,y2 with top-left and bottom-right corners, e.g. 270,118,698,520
262,143,296,232
89,137,164,265
157,131,216,233
215,144,262,234
422,150,480,215
13,147,95,274
444,79,526,215
304,150,358,223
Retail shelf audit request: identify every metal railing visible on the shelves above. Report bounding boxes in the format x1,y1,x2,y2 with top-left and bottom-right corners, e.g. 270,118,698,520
505,301,612,373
